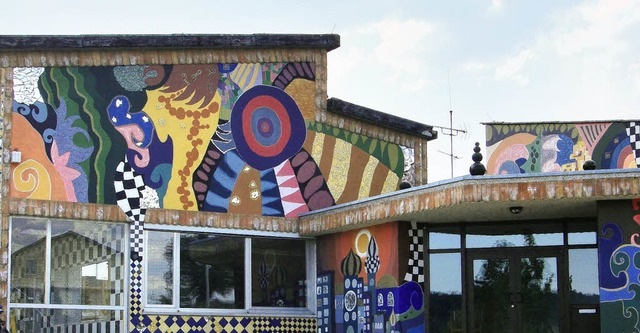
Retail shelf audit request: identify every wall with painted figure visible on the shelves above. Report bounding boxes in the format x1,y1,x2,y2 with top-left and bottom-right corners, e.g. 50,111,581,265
10,64,405,218
598,199,640,333
316,222,426,333
485,121,640,174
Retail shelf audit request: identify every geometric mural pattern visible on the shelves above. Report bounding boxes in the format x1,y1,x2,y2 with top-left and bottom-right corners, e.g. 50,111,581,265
404,222,425,283
135,315,316,333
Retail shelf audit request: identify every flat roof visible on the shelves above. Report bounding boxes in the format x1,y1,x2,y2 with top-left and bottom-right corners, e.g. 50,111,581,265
298,168,640,235
327,98,438,140
0,34,340,51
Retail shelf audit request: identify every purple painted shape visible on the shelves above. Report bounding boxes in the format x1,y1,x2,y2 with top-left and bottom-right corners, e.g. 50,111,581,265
599,223,626,289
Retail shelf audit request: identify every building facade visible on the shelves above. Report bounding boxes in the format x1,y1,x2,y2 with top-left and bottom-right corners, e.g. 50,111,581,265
1,34,639,333
0,34,436,332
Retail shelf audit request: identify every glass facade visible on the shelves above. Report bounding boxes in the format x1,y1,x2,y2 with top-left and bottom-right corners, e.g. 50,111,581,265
9,217,126,332
427,221,598,333
145,229,311,312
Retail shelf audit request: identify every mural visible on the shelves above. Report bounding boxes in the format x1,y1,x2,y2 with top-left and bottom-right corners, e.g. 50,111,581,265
599,199,640,332
11,64,404,214
10,64,405,333
316,223,425,333
485,122,640,174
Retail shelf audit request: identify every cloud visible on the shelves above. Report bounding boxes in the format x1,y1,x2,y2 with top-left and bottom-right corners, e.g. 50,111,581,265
368,18,436,80
494,48,534,85
488,0,505,13
328,18,437,97
551,0,640,56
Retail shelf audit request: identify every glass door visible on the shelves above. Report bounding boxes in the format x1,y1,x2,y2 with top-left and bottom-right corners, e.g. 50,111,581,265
467,249,563,333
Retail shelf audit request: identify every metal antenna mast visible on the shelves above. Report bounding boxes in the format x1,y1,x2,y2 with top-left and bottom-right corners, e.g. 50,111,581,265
434,110,467,178
434,70,467,178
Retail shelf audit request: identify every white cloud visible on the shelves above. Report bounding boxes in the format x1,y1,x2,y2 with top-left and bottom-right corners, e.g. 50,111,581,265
368,18,436,80
328,18,437,98
630,62,640,95
488,0,504,13
551,0,640,56
494,48,534,85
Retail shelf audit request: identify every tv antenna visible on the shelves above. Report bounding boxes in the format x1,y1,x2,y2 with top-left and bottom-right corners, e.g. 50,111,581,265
434,70,467,178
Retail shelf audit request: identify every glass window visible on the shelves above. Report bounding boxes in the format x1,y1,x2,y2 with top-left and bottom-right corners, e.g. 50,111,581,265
569,249,599,304
10,217,46,304
466,233,563,248
146,231,174,305
144,230,310,312
568,232,597,245
252,238,307,307
429,253,462,333
10,217,126,331
179,233,244,309
429,230,461,250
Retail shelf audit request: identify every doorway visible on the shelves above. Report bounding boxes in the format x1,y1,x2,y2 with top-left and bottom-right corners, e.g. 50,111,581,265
466,248,565,333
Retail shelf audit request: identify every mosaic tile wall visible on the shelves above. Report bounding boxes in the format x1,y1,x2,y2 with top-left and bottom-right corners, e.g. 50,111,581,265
136,315,316,333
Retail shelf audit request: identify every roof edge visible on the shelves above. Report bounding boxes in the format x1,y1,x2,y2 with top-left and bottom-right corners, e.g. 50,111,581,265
0,33,341,51
483,119,640,125
327,97,438,140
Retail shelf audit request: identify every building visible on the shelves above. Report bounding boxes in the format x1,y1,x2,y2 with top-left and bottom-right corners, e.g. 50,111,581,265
0,34,638,333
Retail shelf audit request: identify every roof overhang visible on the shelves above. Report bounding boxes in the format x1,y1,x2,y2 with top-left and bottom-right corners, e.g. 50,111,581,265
298,169,640,235
0,34,341,51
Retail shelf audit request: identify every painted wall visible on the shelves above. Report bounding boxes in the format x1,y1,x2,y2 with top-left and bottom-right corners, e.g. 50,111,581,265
316,222,426,333
598,199,640,332
485,122,640,174
10,64,404,216
9,63,406,333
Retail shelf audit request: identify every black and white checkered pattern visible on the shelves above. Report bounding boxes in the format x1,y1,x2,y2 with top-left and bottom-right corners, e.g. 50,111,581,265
114,156,147,255
626,122,640,167
404,222,425,283
365,236,380,274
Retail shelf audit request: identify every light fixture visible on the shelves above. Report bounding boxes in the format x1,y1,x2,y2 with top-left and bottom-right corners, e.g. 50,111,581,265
10,149,21,164
509,206,523,214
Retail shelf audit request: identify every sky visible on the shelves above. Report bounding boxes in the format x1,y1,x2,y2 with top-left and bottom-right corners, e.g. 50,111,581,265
2,0,640,182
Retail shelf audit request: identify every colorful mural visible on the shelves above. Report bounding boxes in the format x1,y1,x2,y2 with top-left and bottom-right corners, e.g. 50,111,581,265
11,64,405,333
598,199,640,332
11,64,404,215
316,223,425,333
485,122,640,174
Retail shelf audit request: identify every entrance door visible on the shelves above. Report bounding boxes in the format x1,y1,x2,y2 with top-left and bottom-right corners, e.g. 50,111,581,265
466,249,564,333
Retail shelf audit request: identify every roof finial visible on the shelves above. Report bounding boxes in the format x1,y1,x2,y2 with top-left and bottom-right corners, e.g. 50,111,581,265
583,159,596,170
469,142,486,176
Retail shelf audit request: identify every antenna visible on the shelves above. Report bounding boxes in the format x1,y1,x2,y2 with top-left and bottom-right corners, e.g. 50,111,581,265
434,111,467,178
434,70,467,178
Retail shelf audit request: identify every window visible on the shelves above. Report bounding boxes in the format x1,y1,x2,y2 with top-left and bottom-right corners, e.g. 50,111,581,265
144,228,315,314
9,217,126,332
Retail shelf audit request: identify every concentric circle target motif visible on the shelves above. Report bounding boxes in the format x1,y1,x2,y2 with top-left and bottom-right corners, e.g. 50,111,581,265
231,85,307,170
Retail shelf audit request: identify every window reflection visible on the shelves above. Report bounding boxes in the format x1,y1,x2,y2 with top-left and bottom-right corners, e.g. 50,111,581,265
429,253,462,333
252,238,307,307
569,249,599,304
10,218,46,304
179,234,245,309
146,231,174,305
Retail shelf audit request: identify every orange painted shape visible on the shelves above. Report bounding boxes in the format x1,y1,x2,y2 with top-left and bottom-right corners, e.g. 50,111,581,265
10,114,67,201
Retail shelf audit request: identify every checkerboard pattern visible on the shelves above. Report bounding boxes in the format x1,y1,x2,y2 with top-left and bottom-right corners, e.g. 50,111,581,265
114,157,147,255
626,122,640,167
133,315,315,333
254,317,316,333
404,222,425,283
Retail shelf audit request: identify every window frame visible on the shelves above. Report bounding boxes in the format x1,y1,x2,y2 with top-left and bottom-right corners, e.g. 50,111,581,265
7,216,127,314
142,224,317,316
